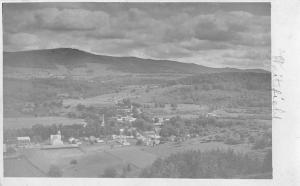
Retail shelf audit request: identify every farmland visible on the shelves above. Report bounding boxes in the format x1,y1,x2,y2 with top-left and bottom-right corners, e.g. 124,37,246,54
3,48,272,178
4,73,272,178
4,137,268,178
4,117,86,129
4,157,45,177
4,143,155,177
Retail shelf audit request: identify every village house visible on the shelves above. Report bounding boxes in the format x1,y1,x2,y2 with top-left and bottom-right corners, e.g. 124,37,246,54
206,112,218,118
3,144,7,154
142,131,161,146
116,115,136,123
17,136,31,147
57,93,70,99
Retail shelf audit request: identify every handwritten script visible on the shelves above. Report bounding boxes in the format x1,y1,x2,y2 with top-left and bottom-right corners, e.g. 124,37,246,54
272,50,285,119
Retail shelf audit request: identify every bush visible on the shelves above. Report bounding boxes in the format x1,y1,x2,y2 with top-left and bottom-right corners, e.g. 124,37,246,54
132,119,153,131
252,135,271,150
224,137,241,145
76,104,85,111
102,167,117,178
136,139,143,146
70,159,77,165
47,165,62,177
248,136,255,144
224,134,242,145
127,164,132,172
170,103,178,110
6,146,16,154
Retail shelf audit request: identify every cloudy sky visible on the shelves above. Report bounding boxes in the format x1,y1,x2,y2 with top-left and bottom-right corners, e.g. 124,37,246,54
3,2,271,70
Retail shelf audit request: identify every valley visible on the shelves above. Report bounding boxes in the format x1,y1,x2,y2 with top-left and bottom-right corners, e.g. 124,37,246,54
3,48,272,178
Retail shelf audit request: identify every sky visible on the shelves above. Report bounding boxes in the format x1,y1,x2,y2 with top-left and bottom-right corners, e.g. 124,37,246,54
3,2,271,70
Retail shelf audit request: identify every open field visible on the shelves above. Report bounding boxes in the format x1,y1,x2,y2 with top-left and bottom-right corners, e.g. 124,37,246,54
141,140,251,158
63,151,124,177
8,143,156,177
106,146,157,168
4,131,271,177
4,157,45,177
4,117,86,129
143,103,208,118
23,148,85,173
62,85,148,107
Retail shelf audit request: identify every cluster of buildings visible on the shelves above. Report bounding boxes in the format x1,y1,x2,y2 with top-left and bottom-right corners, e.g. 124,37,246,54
112,102,170,146
115,115,137,123
137,131,161,146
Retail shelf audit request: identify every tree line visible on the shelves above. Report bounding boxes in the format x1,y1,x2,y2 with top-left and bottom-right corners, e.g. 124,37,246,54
140,149,272,178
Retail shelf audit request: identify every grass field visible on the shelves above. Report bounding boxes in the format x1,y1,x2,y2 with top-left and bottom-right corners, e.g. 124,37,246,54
140,140,251,158
4,117,86,129
8,143,157,177
62,151,124,177
5,136,269,177
23,148,85,173
18,146,123,177
63,91,134,107
4,157,45,177
106,146,157,168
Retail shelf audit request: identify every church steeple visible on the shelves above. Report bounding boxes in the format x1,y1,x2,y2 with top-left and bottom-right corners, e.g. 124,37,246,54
101,114,105,127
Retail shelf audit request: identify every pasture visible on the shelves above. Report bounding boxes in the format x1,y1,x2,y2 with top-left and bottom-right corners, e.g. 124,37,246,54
63,151,124,177
9,143,157,177
141,140,252,158
143,103,208,119
23,148,85,173
4,157,45,177
63,91,135,107
4,117,86,129
106,146,157,168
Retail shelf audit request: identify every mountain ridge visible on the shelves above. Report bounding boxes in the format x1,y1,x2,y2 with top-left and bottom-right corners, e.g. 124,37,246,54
4,48,269,74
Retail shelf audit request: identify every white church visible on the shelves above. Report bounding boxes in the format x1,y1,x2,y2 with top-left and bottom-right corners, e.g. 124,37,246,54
50,131,64,146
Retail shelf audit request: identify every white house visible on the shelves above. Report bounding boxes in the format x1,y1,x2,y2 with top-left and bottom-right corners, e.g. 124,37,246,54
50,131,64,146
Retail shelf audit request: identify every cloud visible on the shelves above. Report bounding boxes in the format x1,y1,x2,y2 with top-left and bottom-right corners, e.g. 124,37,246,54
179,39,229,51
89,39,149,56
143,44,192,59
223,48,270,60
3,3,271,70
5,33,40,51
34,8,110,31
163,10,270,47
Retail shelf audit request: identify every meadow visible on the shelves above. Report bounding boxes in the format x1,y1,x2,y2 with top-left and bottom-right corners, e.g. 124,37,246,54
4,117,86,129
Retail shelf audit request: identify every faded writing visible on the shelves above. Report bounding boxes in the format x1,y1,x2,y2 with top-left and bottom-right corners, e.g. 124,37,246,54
272,50,285,119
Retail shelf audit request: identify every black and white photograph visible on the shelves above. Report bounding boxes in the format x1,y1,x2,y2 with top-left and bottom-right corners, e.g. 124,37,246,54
2,1,275,180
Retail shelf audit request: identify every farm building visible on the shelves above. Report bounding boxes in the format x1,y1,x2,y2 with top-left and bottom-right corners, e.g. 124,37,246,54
206,112,218,118
5,137,17,145
17,136,31,147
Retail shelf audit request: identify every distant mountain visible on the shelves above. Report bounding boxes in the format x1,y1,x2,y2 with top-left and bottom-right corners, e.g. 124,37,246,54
3,48,269,75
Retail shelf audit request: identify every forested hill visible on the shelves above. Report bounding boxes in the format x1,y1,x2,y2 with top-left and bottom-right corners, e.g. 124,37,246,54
167,72,271,91
4,48,268,75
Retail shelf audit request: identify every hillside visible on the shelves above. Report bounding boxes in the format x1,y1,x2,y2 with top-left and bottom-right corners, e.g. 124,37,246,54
3,48,268,77
3,48,271,118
